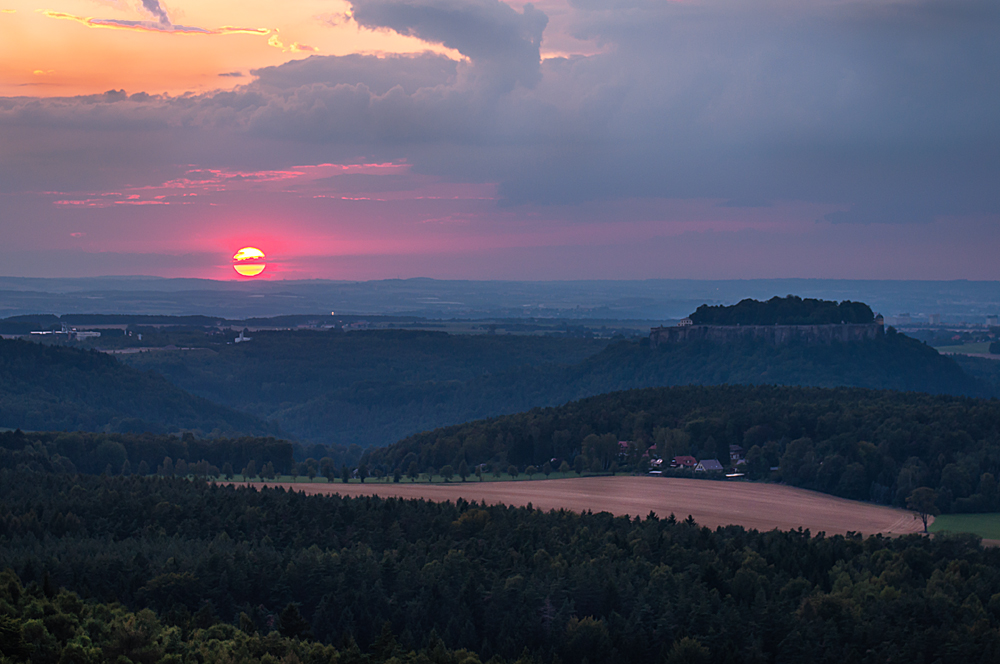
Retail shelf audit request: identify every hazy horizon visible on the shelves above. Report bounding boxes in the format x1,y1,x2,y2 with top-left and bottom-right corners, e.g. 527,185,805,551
2,276,998,320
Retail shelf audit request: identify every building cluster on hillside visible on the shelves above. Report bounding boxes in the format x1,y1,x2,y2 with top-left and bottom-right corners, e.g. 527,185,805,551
629,442,746,477
29,322,101,340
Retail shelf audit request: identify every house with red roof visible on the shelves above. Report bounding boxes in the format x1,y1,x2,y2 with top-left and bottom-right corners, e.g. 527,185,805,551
671,455,697,469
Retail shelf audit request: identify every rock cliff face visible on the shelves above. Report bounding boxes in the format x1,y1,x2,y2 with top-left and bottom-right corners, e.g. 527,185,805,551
649,323,884,347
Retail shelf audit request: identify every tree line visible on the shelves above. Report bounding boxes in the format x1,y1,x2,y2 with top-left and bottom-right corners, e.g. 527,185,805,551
0,429,377,483
2,470,1000,663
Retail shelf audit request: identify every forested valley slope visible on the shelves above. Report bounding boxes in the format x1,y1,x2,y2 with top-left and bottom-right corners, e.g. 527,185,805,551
0,339,275,436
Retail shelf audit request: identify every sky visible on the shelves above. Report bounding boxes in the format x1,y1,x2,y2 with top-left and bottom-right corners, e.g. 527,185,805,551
1,0,998,281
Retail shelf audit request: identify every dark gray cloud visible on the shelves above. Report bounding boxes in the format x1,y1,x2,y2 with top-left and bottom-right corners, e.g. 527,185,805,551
140,0,171,25
349,0,548,91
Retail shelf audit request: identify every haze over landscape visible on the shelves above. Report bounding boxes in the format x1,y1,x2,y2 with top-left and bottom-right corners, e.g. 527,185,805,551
2,0,1000,662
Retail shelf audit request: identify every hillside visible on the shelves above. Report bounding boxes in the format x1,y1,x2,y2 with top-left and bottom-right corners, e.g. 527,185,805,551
954,354,1000,395
123,326,988,447
122,330,611,446
363,383,1000,514
0,338,275,436
568,326,982,397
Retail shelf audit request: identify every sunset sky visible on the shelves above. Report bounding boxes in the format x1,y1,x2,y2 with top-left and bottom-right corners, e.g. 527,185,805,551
1,0,998,280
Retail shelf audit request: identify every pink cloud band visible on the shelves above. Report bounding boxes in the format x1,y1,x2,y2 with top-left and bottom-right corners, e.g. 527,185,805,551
40,10,268,36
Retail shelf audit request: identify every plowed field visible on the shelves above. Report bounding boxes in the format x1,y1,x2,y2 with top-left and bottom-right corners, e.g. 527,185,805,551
245,476,924,535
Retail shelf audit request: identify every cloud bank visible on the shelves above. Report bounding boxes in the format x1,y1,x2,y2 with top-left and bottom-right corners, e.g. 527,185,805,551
350,0,548,91
2,0,999,278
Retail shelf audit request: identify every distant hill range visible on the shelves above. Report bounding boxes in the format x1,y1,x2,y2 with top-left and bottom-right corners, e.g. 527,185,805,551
0,338,277,436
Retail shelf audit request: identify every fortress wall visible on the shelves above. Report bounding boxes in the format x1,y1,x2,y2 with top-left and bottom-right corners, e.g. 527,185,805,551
649,323,884,347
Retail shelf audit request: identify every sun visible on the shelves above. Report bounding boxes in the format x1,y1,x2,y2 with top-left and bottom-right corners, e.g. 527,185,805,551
233,247,266,277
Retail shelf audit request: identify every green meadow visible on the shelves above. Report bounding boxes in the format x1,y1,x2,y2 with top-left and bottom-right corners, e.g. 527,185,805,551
930,513,1000,540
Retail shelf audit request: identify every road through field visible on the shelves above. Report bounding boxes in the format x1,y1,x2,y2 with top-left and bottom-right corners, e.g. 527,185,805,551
246,476,924,536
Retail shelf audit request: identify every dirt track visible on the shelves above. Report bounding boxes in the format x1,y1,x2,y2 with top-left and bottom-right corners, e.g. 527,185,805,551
244,476,924,536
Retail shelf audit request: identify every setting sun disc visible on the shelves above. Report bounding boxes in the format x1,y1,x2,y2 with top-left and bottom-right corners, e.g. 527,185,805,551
233,247,266,277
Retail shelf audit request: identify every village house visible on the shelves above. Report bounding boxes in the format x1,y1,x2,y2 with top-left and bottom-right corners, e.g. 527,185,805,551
618,441,631,461
671,455,697,469
695,459,724,473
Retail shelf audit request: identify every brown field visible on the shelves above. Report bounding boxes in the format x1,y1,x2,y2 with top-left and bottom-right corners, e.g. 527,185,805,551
244,476,924,536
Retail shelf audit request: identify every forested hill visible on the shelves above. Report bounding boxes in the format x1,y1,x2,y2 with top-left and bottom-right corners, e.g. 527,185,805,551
568,326,981,397
0,338,275,436
365,384,1000,514
123,326,987,447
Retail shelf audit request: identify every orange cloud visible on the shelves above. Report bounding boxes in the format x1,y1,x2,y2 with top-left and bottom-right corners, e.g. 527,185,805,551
39,10,268,36
267,29,318,53
217,26,271,36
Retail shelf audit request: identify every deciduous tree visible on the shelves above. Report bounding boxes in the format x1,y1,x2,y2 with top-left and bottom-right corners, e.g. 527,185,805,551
907,487,940,533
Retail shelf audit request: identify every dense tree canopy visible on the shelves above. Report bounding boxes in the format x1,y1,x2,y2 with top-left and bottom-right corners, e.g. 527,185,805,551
2,470,1000,663
365,384,1000,514
689,296,875,325
0,568,502,664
